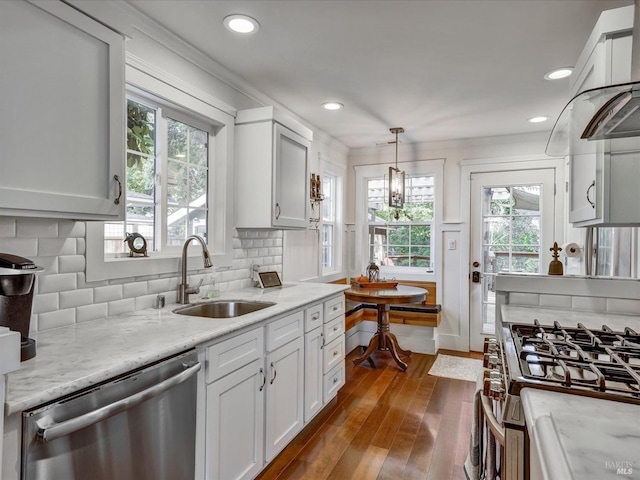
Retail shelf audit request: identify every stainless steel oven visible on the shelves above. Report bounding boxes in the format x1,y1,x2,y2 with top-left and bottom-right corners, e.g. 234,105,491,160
21,349,200,480
475,320,640,480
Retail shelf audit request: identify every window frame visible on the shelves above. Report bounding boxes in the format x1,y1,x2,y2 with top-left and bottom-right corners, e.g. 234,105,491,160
354,160,443,281
86,66,235,282
319,156,345,279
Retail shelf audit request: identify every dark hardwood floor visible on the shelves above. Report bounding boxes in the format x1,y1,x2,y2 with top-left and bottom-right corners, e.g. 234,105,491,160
257,348,483,480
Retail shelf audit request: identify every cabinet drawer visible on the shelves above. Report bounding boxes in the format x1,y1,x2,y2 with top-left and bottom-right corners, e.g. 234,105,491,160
323,315,344,345
206,327,264,383
267,310,303,352
304,303,323,333
324,295,345,321
323,363,345,403
323,336,345,373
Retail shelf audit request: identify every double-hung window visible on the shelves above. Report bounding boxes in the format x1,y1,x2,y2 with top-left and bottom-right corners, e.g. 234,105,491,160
322,173,337,271
86,71,234,282
104,96,211,254
354,160,443,280
367,174,435,271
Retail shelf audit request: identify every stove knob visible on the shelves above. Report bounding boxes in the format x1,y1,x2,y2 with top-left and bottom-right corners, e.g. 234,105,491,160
483,337,498,353
489,371,502,381
489,380,504,399
482,353,499,369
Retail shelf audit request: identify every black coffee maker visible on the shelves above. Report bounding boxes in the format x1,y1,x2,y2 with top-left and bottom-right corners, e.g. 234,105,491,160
0,253,43,361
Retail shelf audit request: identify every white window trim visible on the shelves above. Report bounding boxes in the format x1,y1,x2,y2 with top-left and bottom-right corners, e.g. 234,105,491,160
354,159,444,282
319,157,345,279
86,65,235,282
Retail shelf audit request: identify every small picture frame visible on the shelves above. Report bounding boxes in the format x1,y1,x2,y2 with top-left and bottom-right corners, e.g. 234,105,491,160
258,271,282,288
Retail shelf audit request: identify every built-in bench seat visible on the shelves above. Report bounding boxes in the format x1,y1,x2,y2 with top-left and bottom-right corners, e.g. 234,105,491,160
343,280,441,330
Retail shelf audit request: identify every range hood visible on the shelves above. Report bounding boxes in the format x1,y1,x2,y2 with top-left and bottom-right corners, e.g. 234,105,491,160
546,81,640,156
546,1,640,156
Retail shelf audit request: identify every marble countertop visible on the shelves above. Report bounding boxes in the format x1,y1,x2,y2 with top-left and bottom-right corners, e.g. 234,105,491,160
501,304,640,331
4,282,348,416
521,389,640,480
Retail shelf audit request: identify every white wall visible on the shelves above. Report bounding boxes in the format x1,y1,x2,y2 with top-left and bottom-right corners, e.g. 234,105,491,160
346,131,563,351
0,2,350,332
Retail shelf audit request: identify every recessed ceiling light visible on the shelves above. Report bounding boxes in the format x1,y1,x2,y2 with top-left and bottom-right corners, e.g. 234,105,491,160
544,67,573,80
322,102,343,111
223,14,260,34
528,116,549,123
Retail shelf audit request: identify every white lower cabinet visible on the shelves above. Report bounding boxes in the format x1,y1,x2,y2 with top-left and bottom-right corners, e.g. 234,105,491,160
206,359,265,480
203,309,305,480
265,335,304,462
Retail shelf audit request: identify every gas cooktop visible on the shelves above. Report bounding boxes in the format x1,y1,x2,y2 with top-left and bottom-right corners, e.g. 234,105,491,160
503,320,640,404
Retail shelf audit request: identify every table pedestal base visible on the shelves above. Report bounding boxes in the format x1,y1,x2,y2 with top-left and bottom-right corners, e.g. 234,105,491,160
352,304,411,371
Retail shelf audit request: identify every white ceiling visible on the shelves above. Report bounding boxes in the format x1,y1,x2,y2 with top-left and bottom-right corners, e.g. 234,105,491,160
124,0,633,149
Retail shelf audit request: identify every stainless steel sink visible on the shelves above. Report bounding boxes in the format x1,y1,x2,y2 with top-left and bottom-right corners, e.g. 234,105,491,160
173,300,275,319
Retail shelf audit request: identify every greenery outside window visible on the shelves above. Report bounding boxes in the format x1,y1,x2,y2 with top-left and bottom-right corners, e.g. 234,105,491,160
86,65,234,283
367,174,434,272
104,97,211,256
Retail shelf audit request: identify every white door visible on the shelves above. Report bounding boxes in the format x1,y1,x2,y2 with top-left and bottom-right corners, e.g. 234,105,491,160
470,169,557,351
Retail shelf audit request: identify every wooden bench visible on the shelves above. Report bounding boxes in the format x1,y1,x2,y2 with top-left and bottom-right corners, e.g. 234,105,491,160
339,280,441,330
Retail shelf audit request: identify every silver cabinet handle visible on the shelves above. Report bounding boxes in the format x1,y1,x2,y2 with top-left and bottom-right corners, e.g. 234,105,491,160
312,314,319,321
259,367,266,391
113,174,123,205
275,203,281,219
270,361,277,384
36,362,201,443
586,180,596,208
320,332,325,350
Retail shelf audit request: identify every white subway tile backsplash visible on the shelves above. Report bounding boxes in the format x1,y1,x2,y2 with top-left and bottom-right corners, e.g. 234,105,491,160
539,294,572,309
123,281,148,299
33,293,59,314
77,303,109,323
58,221,85,238
3,217,283,333
38,309,76,331
0,217,16,237
148,278,176,294
509,293,540,306
39,273,77,294
39,238,76,257
606,298,640,315
60,289,93,309
17,218,58,238
572,296,606,312
0,238,38,257
59,255,85,274
108,298,135,316
94,285,123,303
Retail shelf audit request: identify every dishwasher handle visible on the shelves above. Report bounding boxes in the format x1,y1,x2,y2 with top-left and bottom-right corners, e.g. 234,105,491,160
36,361,201,443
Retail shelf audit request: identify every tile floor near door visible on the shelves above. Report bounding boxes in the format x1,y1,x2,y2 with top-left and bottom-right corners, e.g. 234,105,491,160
257,349,482,480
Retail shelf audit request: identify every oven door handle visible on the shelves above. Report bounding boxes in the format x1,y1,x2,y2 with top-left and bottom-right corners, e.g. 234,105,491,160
480,393,505,446
35,362,201,443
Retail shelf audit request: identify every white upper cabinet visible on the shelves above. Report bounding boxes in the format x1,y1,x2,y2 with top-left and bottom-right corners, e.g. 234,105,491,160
235,107,312,229
0,0,124,220
567,5,638,226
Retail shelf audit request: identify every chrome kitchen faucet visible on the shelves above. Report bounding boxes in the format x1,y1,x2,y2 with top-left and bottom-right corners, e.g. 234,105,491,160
178,235,213,304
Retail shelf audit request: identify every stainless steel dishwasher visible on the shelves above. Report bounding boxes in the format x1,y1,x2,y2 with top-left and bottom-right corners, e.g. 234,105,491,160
21,349,201,480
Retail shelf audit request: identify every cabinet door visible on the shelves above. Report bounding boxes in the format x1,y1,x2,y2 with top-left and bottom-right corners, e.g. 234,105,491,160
272,123,310,228
304,327,323,423
265,336,304,461
0,0,124,220
206,359,265,480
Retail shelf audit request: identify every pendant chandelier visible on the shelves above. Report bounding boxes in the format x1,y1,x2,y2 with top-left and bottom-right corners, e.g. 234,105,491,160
388,127,405,219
